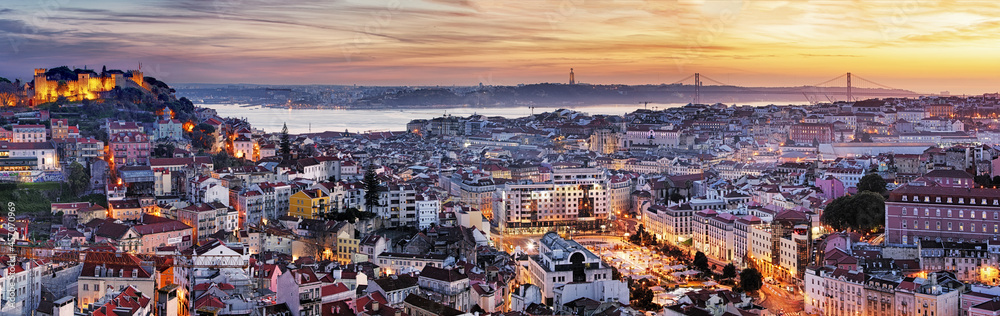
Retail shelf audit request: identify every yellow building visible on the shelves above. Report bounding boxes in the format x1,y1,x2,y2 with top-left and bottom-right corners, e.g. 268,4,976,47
336,229,358,265
288,189,330,219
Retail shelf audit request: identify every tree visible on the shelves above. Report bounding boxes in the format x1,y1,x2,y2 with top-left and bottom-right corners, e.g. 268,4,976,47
630,282,660,311
739,268,763,293
628,224,658,246
0,82,18,106
685,180,694,200
857,173,887,194
722,263,737,280
67,162,90,197
669,189,684,205
851,191,886,232
662,183,673,205
153,143,175,158
191,123,216,151
974,175,993,188
993,176,1000,188
279,123,291,160
821,195,852,231
821,191,885,232
363,163,381,213
693,251,709,272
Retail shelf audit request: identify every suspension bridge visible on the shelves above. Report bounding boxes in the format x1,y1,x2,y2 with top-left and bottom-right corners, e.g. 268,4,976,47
666,72,920,104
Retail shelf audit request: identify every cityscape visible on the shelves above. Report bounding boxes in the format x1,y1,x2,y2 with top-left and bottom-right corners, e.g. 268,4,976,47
2,2,1000,316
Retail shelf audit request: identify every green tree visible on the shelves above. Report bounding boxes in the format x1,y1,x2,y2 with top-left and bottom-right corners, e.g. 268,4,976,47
693,251,709,273
974,175,993,188
722,263,737,280
279,123,291,161
0,77,10,84
669,188,684,205
851,191,885,232
857,173,887,194
821,192,885,232
191,123,216,150
153,143,175,158
685,180,693,200
67,162,90,197
821,195,853,231
363,163,381,213
630,282,660,311
739,268,763,293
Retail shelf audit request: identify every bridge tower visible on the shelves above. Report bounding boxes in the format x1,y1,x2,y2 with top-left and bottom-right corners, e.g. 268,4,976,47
694,73,701,104
846,72,852,102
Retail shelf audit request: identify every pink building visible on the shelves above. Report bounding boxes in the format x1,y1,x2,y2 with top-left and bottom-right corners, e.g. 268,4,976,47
815,175,846,200
920,169,974,189
109,131,151,166
885,184,1000,245
970,300,1000,316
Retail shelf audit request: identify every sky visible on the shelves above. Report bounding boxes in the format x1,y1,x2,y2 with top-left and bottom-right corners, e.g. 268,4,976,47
1,0,999,94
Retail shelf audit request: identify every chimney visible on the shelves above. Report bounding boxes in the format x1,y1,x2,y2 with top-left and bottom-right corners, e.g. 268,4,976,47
372,302,379,312
458,266,465,275
394,310,401,316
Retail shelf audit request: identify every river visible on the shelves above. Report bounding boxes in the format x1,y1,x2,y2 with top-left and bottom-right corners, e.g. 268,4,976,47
198,102,786,134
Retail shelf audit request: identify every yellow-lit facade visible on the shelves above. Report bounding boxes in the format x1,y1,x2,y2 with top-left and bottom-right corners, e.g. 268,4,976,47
31,68,147,104
336,230,358,265
288,189,330,219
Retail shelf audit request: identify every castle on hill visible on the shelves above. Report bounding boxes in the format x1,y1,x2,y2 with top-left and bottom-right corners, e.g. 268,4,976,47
30,67,148,105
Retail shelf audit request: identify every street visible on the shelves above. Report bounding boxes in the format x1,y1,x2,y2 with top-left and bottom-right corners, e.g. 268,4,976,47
759,280,804,315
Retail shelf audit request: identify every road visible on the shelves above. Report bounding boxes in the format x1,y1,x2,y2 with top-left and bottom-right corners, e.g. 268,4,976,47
759,280,804,315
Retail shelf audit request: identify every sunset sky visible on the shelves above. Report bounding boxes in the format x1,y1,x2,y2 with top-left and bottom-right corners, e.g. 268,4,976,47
1,0,999,94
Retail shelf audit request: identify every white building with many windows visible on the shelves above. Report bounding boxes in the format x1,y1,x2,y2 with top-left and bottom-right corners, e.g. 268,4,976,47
496,167,613,235
527,232,616,302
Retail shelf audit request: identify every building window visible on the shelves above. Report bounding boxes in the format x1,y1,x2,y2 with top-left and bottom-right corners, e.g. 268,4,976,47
948,222,952,230
936,209,941,216
924,221,929,229
903,208,907,216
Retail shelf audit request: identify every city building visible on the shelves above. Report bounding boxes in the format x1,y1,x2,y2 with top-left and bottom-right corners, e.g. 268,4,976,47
417,266,471,312
496,167,613,235
12,124,46,142
527,232,615,303
109,131,151,167
288,189,330,219
885,184,1000,245
76,253,156,310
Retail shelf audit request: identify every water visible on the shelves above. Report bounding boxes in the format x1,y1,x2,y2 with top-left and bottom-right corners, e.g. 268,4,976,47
199,102,784,134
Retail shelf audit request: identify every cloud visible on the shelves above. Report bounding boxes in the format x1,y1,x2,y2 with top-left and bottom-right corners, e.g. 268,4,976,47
0,1,998,94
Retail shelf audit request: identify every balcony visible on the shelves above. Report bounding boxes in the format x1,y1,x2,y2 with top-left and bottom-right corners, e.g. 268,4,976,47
299,294,320,304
